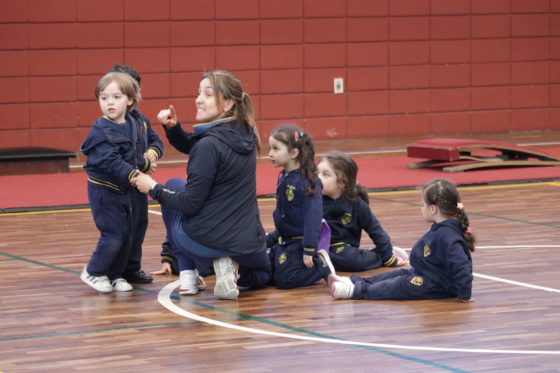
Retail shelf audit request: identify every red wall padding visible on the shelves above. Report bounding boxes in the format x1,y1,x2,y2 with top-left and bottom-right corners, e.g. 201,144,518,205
1,0,559,152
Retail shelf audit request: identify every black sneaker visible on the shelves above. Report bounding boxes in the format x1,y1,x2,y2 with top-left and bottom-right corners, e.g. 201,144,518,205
123,270,153,284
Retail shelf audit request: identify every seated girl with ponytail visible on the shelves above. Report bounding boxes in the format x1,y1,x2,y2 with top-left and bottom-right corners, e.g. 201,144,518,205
328,178,475,303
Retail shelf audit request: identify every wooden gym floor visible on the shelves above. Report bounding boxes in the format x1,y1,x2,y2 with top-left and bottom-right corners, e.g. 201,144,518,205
1,133,560,372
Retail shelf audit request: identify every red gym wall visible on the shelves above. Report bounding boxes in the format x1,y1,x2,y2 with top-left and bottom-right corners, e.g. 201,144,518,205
1,0,559,153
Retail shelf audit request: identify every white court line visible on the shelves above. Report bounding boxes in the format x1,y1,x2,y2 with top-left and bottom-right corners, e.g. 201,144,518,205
160,241,560,357
150,219,560,355
473,243,560,293
158,281,560,355
474,273,560,293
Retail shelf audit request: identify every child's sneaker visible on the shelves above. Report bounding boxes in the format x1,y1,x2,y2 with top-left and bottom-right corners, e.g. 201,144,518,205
179,269,206,295
317,249,336,276
213,257,239,300
328,274,355,299
111,278,133,292
80,266,112,293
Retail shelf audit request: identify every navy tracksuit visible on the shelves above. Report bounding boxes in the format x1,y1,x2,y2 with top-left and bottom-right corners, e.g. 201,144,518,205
124,108,163,277
323,196,397,272
350,219,473,301
81,113,145,280
267,170,331,289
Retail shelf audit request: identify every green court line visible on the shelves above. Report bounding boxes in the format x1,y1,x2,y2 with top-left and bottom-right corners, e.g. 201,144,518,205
0,321,200,342
464,212,560,228
0,251,80,275
0,250,470,373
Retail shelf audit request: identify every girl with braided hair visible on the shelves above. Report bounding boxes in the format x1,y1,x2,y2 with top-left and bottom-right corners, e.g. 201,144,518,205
266,125,336,289
328,178,475,302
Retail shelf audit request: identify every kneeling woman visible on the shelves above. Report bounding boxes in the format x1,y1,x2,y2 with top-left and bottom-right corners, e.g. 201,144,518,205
133,70,270,300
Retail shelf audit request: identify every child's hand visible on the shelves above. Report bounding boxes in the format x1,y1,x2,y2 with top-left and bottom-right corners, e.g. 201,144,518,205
157,104,177,127
150,262,173,275
303,254,313,268
393,246,409,266
458,297,474,303
144,150,158,163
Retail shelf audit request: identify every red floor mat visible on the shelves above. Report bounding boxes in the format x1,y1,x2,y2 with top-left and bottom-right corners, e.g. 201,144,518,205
2,150,560,211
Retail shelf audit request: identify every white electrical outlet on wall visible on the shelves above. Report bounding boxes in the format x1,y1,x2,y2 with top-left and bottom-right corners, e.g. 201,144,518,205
333,77,344,94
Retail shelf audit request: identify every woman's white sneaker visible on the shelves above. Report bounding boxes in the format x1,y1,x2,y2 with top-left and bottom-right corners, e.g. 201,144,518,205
80,266,113,293
213,257,239,300
111,278,133,292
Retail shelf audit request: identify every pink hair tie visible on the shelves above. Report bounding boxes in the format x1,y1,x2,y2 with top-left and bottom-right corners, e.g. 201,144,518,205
466,228,472,233
294,131,299,142
457,202,464,210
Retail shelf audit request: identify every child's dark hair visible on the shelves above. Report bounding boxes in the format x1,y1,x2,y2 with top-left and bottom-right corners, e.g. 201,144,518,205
421,178,476,252
321,151,369,204
110,64,141,85
271,125,317,195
